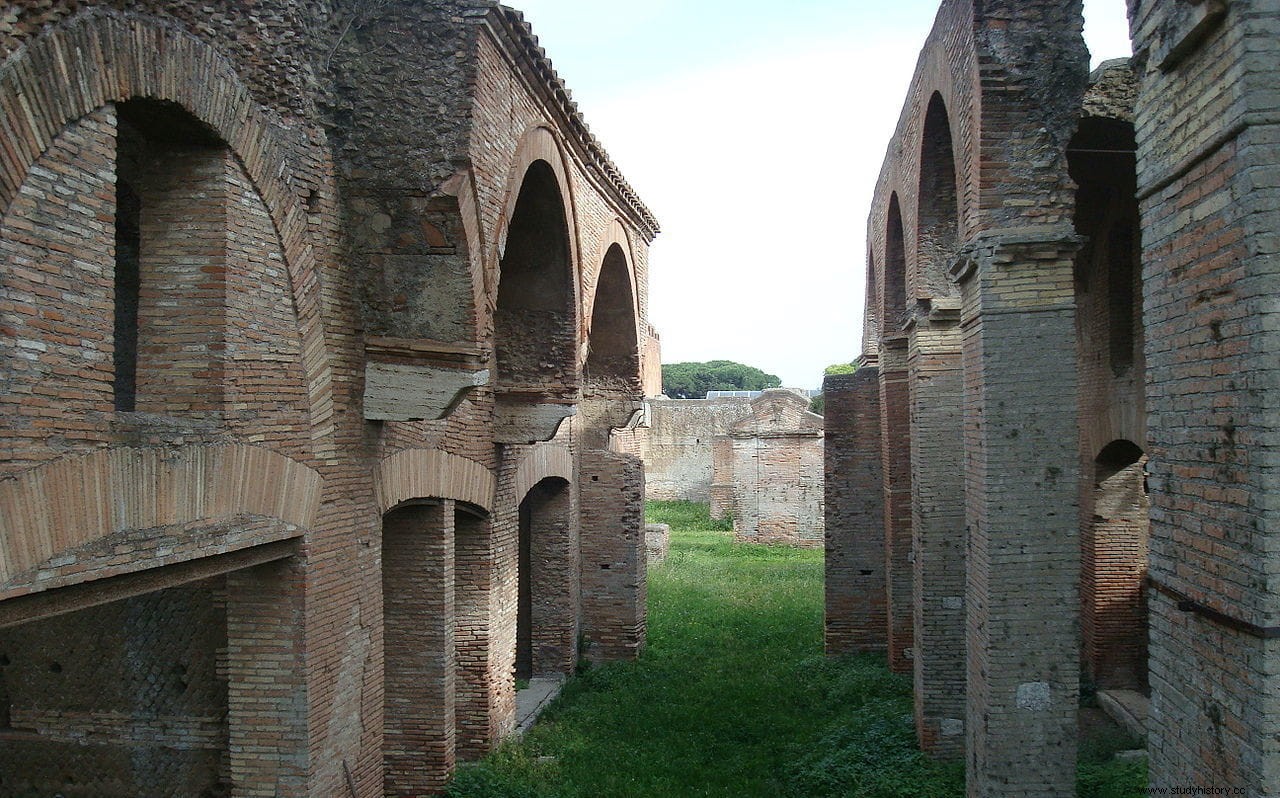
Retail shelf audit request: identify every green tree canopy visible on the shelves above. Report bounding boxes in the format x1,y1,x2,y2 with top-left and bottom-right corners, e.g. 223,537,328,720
823,362,857,375
661,360,782,399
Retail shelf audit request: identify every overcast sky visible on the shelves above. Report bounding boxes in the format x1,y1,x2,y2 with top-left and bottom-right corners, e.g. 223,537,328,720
509,1,1134,390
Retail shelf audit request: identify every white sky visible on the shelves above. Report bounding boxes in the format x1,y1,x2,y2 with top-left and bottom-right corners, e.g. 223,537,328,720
511,1,1133,390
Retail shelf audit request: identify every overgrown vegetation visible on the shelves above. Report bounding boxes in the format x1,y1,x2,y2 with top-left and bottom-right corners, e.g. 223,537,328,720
446,501,1145,798
809,361,859,414
660,360,781,399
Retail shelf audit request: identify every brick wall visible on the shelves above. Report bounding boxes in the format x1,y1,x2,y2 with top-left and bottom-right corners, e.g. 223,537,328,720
0,580,229,797
1130,0,1280,792
578,450,646,663
637,398,754,501
383,503,456,795
908,314,965,756
0,4,658,796
878,339,914,675
723,390,824,547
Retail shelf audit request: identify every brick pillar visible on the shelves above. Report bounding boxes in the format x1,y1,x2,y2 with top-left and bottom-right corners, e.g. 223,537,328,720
381,502,455,795
225,558,308,798
907,307,965,756
878,336,913,673
578,449,646,662
453,506,496,760
953,231,1080,798
823,363,887,655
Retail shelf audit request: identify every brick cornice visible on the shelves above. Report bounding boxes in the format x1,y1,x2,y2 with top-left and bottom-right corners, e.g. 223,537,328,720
480,5,660,241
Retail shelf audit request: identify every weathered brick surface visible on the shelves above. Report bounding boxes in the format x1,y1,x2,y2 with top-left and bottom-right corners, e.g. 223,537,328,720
908,314,965,756
833,1,1096,792
634,397,754,502
1130,0,1280,792
822,367,886,655
578,449,646,663
0,3,656,795
878,338,914,675
383,503,456,795
718,390,824,547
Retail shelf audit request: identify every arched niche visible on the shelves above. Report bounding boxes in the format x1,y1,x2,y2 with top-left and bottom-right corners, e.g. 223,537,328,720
917,92,960,302
584,242,641,397
493,158,579,443
884,193,909,337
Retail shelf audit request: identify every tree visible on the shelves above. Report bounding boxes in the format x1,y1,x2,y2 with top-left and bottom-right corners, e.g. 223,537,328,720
661,360,781,399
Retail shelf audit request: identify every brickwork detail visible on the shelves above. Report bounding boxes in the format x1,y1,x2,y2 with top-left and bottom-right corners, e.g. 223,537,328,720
579,450,646,663
0,3,658,795
1130,1,1280,792
714,390,824,547
632,398,754,502
822,367,886,655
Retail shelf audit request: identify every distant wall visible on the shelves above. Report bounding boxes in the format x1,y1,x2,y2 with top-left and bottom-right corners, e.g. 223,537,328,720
639,398,754,501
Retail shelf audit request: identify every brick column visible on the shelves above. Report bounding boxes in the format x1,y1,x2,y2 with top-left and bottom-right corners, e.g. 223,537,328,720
953,230,1080,798
823,362,887,655
381,502,455,795
878,336,914,673
578,449,646,662
907,306,965,756
226,558,309,798
455,502,500,759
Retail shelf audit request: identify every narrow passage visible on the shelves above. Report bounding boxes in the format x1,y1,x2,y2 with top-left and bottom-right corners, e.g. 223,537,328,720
447,501,960,797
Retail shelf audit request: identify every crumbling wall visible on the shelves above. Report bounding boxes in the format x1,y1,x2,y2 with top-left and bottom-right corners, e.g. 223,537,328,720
722,390,824,547
638,398,754,501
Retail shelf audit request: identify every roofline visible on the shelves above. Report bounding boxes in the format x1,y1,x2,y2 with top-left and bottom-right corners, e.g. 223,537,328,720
484,5,661,241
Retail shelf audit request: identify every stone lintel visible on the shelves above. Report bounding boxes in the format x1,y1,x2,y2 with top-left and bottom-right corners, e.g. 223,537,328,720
493,395,577,445
363,336,490,422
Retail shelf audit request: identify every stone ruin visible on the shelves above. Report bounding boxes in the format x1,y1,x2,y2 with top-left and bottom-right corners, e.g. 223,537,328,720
710,389,824,547
0,2,656,794
824,1,1280,795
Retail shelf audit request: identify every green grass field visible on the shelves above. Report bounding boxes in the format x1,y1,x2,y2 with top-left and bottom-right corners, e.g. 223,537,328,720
445,501,1144,797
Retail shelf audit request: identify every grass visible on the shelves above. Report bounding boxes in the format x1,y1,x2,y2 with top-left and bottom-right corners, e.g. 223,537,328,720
446,500,1145,797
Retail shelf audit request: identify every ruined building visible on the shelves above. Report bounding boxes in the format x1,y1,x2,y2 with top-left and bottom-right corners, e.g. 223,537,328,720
824,0,1280,795
710,389,824,547
0,2,657,795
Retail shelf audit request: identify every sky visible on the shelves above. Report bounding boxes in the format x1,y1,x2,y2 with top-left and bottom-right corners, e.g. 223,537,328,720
508,1,1134,390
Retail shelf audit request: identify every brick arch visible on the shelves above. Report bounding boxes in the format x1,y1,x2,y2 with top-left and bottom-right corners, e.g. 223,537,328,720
374,449,495,514
490,125,582,315
582,220,642,395
513,444,574,502
863,247,880,353
442,169,490,342
0,444,323,585
0,9,335,448
916,92,962,300
880,193,909,335
582,219,639,344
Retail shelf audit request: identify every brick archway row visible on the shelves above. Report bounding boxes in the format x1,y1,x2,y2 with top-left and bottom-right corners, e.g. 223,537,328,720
0,444,323,586
0,9,335,449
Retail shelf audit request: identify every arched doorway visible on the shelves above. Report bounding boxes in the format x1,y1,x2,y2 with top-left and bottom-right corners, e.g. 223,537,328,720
516,477,575,682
